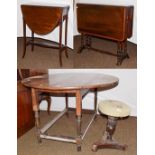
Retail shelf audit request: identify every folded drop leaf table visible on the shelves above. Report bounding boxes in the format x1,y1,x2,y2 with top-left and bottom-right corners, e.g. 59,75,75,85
77,4,134,65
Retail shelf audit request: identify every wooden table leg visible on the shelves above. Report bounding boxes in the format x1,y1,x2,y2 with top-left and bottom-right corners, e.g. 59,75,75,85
59,21,63,67
64,15,68,58
94,88,97,111
65,93,69,117
31,31,34,51
75,90,82,151
86,35,92,49
117,40,130,65
94,88,97,120
22,19,27,58
116,41,122,65
123,40,129,59
92,116,127,152
78,34,85,53
31,88,41,143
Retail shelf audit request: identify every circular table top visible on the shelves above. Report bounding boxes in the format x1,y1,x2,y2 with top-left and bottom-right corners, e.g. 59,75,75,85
22,73,119,91
98,100,131,117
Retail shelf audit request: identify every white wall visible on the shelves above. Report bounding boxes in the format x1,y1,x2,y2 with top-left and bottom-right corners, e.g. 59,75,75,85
74,0,137,44
40,69,137,116
17,0,74,48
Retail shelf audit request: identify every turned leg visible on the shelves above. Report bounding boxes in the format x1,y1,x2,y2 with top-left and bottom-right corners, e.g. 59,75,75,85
92,116,127,152
76,115,82,151
76,90,82,151
22,19,27,58
34,110,42,143
31,88,42,143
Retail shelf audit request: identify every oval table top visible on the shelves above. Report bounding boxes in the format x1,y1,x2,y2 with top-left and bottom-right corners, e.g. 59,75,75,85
21,4,70,35
21,73,119,91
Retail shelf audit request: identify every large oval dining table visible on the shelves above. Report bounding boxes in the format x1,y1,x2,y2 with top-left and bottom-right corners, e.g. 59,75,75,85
22,72,119,151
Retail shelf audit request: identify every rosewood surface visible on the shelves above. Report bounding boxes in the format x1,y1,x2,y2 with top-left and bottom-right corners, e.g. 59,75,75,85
77,4,134,65
21,4,70,66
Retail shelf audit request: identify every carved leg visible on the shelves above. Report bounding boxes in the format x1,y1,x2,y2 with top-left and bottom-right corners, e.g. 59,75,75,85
22,19,27,58
31,31,34,51
92,116,127,152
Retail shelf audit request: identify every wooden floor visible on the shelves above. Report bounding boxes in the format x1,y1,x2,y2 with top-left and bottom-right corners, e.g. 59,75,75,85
17,36,137,69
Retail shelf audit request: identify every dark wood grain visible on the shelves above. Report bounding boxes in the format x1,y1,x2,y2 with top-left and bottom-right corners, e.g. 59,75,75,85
21,5,69,35
17,81,35,138
21,4,70,66
22,73,119,91
77,4,133,41
77,4,134,65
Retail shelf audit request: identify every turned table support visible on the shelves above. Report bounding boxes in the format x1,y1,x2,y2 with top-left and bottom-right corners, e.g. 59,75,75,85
78,34,130,65
75,90,82,151
92,100,130,152
31,88,42,143
92,116,127,151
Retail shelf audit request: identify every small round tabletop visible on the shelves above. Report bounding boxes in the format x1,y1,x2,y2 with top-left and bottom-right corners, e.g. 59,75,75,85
21,73,119,91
